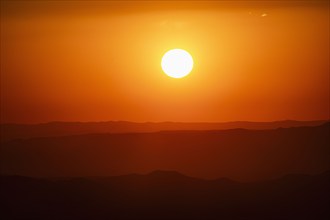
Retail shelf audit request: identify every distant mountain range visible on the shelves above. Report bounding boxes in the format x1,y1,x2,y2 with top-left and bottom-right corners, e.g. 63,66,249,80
1,121,329,219
1,170,329,220
1,122,329,181
0,120,327,142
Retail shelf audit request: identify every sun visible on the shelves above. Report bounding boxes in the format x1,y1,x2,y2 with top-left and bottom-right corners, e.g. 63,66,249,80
161,49,194,78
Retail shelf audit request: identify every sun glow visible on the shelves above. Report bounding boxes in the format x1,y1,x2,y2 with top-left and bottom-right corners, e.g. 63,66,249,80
161,49,194,78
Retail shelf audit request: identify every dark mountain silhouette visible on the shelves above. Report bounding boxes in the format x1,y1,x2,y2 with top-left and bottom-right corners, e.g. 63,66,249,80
1,170,329,220
1,120,327,142
1,123,329,181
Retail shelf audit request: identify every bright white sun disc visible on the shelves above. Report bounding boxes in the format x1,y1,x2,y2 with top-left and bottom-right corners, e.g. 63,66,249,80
161,49,193,78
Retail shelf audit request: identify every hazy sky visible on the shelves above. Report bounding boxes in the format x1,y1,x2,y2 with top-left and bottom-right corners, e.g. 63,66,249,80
1,1,329,123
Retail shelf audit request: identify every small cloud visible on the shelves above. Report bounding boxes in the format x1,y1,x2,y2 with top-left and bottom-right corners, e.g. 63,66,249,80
261,13,268,17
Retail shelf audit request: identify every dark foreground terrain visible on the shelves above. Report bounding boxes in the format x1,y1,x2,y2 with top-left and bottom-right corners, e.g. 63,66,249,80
1,170,329,220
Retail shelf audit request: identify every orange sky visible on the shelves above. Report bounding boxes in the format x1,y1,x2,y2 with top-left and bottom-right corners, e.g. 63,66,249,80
1,1,329,123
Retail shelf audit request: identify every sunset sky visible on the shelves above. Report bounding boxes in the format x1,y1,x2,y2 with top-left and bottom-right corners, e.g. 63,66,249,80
1,0,329,123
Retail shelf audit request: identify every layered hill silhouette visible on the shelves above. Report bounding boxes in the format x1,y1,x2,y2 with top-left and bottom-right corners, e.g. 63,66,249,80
1,122,329,181
1,122,329,219
1,120,326,142
1,170,329,220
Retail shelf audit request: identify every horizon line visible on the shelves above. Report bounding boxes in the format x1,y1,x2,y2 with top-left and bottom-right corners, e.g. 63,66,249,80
1,119,329,125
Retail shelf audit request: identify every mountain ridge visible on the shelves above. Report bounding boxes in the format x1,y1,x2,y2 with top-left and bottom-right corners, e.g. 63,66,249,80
1,120,328,142
1,123,329,181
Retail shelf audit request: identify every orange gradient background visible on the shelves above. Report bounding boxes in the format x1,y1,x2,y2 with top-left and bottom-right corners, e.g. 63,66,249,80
1,1,329,123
